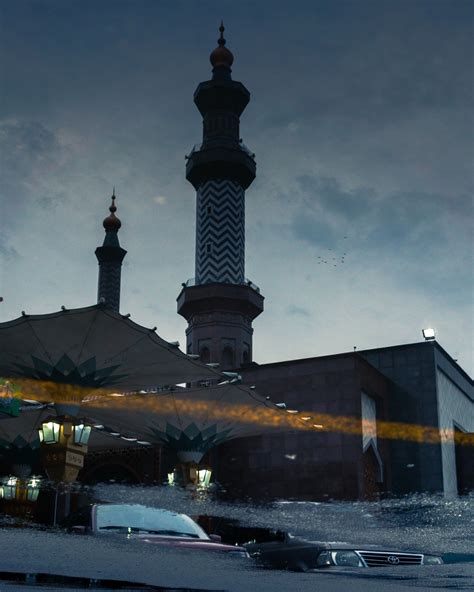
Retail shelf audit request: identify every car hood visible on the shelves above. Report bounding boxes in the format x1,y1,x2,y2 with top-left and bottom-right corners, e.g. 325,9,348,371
134,534,247,553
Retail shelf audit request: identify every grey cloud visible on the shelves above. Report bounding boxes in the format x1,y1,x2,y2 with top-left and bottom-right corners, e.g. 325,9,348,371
286,172,472,308
0,238,19,261
363,190,472,255
36,191,68,212
287,304,311,318
0,120,63,175
291,174,471,251
291,212,339,250
296,175,373,220
253,12,472,132
0,119,69,224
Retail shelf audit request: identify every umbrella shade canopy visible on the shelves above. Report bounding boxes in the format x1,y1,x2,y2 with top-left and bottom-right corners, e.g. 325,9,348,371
0,405,144,453
0,407,48,451
0,305,220,403
82,383,301,458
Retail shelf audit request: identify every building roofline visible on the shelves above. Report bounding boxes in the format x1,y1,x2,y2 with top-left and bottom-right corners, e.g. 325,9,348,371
247,341,472,385
243,350,358,371
358,341,473,385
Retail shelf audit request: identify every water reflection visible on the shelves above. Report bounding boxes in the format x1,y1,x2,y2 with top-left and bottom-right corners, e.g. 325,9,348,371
88,484,473,557
0,484,472,591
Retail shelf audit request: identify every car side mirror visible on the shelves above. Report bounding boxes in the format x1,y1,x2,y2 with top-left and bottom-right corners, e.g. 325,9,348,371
71,525,87,534
209,534,222,543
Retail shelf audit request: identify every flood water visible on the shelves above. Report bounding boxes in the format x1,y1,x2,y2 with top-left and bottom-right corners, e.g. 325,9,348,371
1,485,473,591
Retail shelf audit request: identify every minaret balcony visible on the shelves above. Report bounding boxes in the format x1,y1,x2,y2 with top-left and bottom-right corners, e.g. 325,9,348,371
186,143,256,190
193,79,250,117
177,278,264,322
182,277,261,293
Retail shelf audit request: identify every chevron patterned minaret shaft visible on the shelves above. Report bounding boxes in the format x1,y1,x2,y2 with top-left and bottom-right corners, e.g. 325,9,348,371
196,179,245,284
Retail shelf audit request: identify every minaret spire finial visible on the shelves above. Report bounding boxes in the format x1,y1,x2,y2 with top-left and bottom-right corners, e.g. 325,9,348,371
210,20,233,72
103,188,121,231
109,189,117,214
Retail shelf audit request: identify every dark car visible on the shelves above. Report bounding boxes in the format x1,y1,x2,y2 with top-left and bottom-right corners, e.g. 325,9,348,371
65,503,249,557
244,531,443,571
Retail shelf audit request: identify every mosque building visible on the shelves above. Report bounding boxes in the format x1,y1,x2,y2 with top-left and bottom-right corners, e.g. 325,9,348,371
4,26,468,501
166,25,473,499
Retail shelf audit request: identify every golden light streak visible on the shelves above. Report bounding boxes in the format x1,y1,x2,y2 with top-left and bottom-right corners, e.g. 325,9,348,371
1,378,473,447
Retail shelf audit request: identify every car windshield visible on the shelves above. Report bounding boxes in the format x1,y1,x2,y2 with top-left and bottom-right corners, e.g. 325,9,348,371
95,505,209,539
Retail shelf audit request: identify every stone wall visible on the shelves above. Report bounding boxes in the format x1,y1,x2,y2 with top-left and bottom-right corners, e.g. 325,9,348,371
216,353,391,500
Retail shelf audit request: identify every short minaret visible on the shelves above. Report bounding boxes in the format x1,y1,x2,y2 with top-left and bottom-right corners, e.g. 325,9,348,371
95,190,127,312
177,24,264,370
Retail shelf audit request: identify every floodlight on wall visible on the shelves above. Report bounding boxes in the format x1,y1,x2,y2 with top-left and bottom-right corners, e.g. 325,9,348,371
422,328,436,341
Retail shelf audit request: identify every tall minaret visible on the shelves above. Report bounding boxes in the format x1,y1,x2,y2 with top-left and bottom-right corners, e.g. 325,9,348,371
177,24,264,370
95,190,127,312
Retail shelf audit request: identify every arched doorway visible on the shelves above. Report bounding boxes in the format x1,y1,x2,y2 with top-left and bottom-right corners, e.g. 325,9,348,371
362,440,383,500
200,347,210,364
222,346,234,369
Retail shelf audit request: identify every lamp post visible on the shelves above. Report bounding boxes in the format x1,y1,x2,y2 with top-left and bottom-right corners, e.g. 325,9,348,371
38,417,92,483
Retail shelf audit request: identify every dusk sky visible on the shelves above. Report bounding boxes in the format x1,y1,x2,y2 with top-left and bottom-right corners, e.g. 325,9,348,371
1,0,472,375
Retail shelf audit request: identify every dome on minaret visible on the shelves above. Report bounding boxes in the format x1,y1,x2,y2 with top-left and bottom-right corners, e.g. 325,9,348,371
103,190,121,232
210,22,234,70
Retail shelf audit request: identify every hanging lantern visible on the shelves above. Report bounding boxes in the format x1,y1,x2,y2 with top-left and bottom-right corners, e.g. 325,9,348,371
197,468,212,488
1,476,18,499
26,477,41,501
73,423,92,446
38,421,61,444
